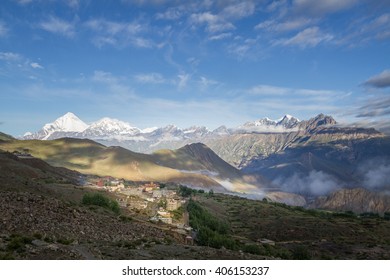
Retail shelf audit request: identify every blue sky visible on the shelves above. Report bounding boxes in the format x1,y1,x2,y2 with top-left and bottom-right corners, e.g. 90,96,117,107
0,0,389,136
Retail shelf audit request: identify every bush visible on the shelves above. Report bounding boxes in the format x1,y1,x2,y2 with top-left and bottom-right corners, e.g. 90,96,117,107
292,245,311,260
6,235,32,252
243,244,262,255
188,200,236,250
82,193,120,214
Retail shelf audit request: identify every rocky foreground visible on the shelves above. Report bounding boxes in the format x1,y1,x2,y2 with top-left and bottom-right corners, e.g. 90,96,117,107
0,189,273,260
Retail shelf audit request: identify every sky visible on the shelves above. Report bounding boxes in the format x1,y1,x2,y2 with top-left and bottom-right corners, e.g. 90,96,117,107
0,0,389,136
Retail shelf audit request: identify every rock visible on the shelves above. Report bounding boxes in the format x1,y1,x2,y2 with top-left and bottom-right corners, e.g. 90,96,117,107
310,188,390,214
32,239,48,247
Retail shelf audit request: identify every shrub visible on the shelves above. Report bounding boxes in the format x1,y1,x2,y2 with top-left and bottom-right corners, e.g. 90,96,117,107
188,200,236,250
292,245,311,260
82,193,120,214
6,235,32,252
243,244,262,255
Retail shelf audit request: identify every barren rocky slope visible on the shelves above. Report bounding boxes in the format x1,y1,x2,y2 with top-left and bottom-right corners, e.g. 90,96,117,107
311,188,390,214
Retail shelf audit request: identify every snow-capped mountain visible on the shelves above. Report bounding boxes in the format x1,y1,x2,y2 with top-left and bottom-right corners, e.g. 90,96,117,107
238,115,300,133
212,125,230,136
277,114,300,129
183,126,211,139
23,112,303,142
23,112,88,140
148,125,186,141
79,118,140,139
22,112,306,154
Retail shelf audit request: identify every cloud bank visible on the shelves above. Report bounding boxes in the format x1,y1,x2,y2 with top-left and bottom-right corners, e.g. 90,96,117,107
273,170,340,196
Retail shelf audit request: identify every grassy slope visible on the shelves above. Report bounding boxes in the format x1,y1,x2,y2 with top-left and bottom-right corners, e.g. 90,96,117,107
152,143,242,178
194,193,390,259
152,143,263,192
0,138,220,186
0,132,14,141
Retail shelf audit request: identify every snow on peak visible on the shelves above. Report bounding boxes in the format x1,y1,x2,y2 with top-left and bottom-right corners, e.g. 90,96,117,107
238,114,301,133
43,112,88,133
87,117,140,135
141,127,158,133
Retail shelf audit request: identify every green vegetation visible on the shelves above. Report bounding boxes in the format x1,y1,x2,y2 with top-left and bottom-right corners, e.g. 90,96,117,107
242,244,262,255
178,185,195,197
188,193,390,259
56,238,74,245
291,245,312,260
187,200,236,250
178,185,208,197
0,132,14,141
171,206,184,220
82,193,120,214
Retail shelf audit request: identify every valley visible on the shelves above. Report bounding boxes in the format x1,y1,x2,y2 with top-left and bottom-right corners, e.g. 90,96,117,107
1,112,390,260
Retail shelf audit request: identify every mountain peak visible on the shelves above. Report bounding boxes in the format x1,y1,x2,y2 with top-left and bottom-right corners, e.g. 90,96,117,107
62,112,78,118
86,117,140,136
301,113,337,133
43,112,88,133
311,113,336,125
240,114,300,132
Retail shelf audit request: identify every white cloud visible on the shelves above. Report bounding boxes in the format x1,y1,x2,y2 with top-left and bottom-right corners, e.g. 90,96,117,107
293,0,359,16
199,76,219,89
156,7,183,20
221,1,255,19
92,36,117,47
273,170,339,196
134,73,166,84
363,69,390,88
227,38,260,60
189,2,255,34
190,12,235,33
177,73,190,90
85,18,152,48
266,0,287,12
341,13,390,46
66,0,79,9
249,84,346,98
0,52,22,61
92,70,119,84
30,62,44,69
39,16,76,38
209,32,232,41
274,26,333,48
249,85,289,96
255,18,313,32
15,0,33,4
0,22,9,37
85,19,142,35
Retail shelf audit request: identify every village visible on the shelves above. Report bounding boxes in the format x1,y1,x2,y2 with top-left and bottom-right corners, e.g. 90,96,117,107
86,176,193,237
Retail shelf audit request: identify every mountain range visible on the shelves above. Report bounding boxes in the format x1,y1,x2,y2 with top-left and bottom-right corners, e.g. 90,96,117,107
9,112,390,212
22,112,302,143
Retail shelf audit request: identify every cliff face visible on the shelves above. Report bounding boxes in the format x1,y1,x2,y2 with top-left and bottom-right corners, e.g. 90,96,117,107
203,132,300,168
310,188,390,214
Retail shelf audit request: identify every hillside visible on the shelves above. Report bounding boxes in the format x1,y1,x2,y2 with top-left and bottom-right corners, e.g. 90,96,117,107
1,149,266,260
243,136,390,196
311,188,390,214
2,145,390,259
153,143,242,179
192,193,390,259
0,132,14,141
0,138,250,192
